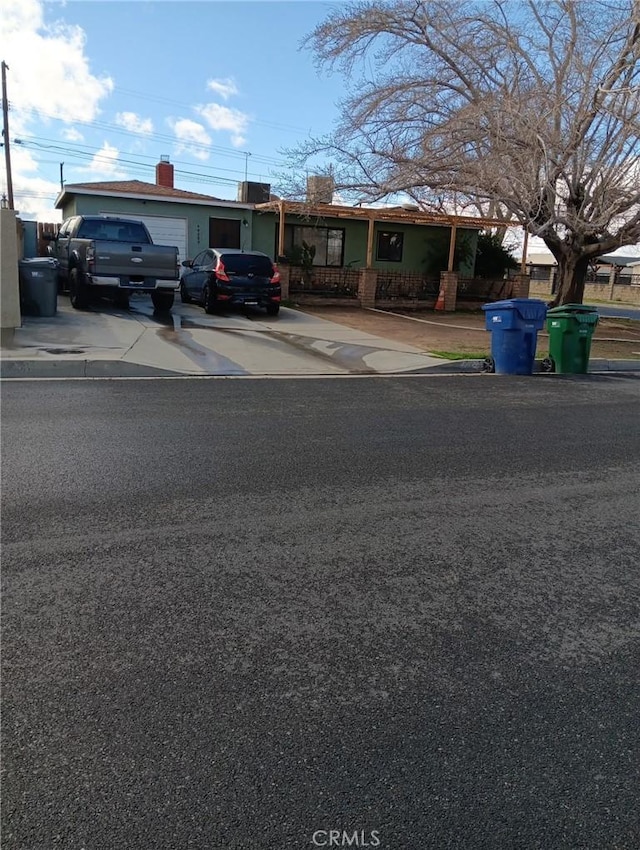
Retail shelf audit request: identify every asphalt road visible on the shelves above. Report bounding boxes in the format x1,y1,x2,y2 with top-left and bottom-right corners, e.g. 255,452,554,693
2,374,640,850
595,304,640,321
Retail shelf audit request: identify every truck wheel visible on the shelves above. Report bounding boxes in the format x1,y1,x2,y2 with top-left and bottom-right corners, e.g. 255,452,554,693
151,291,174,313
69,268,89,309
266,304,280,317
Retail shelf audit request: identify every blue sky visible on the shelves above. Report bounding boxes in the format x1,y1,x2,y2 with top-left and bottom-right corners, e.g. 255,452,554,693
2,0,345,220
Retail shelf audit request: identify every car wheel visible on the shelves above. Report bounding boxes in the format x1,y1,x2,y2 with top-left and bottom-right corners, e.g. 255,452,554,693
151,291,174,313
69,267,89,309
203,285,217,315
180,282,191,304
266,303,280,317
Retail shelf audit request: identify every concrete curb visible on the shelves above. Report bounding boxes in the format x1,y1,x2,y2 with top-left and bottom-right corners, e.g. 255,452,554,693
0,359,185,379
1,357,639,380
424,358,640,375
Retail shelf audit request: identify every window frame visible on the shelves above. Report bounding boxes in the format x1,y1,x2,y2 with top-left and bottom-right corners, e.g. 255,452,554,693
277,224,346,267
376,230,405,263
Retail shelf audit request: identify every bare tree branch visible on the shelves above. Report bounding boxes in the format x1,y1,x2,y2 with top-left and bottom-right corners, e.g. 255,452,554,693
284,0,640,304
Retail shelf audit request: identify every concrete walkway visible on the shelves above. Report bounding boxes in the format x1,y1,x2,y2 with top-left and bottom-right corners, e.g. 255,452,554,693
3,297,639,379
1,297,452,378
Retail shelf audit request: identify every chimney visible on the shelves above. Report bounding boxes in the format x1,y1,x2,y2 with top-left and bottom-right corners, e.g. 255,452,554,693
306,174,335,204
156,155,174,188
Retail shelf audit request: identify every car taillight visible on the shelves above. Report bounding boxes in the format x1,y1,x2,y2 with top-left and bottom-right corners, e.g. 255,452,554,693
215,259,230,282
270,263,281,285
86,245,95,272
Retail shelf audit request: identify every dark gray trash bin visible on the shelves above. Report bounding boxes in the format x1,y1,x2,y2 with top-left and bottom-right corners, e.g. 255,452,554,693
19,258,60,317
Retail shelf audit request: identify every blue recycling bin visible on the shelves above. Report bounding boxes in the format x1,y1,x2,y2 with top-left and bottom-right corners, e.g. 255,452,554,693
482,298,548,375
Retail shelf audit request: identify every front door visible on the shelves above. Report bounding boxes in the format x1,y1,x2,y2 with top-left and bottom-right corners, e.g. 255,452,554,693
209,218,241,249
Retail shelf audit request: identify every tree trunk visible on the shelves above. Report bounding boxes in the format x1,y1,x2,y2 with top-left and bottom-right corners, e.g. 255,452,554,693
549,252,590,307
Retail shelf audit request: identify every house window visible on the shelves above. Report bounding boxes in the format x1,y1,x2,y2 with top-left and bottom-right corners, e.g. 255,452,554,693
279,225,345,267
377,231,404,262
209,217,241,248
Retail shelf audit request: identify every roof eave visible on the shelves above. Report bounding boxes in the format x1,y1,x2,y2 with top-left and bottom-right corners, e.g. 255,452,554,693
254,199,515,229
56,186,255,210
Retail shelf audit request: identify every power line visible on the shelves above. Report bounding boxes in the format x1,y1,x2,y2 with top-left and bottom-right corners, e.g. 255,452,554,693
110,85,312,136
17,134,277,181
15,139,259,193
12,102,288,168
15,139,257,189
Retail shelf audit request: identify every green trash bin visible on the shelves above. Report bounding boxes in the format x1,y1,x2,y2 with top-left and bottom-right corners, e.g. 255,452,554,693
545,304,599,374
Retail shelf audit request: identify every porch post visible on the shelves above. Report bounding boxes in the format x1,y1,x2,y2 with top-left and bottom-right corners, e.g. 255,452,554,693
366,213,375,268
439,270,458,311
447,224,457,272
358,268,377,308
278,201,285,258
521,228,529,274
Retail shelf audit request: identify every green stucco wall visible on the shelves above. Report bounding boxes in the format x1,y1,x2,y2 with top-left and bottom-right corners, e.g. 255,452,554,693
60,196,479,273
60,196,254,260
252,211,478,274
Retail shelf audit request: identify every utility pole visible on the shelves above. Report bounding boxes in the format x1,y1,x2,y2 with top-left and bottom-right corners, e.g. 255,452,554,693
1,60,15,210
60,162,64,191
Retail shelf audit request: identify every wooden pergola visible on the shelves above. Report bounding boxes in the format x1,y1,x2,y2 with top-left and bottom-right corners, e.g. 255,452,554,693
255,199,528,272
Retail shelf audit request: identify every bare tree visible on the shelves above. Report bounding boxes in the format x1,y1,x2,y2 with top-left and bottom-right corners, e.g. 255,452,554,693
289,0,640,305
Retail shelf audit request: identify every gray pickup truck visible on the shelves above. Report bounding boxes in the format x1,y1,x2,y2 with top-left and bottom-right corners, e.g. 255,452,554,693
47,215,179,312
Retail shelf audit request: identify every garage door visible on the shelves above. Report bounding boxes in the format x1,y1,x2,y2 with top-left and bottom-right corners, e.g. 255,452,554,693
106,212,188,264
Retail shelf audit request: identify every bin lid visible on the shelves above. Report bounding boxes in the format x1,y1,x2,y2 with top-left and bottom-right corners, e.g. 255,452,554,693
482,298,548,321
547,310,599,325
18,257,59,268
547,303,597,315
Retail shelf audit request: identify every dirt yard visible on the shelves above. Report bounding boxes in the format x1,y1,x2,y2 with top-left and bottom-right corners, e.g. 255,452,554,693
296,305,640,361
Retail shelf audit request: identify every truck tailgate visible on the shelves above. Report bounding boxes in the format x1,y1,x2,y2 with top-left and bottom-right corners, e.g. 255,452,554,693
94,242,178,279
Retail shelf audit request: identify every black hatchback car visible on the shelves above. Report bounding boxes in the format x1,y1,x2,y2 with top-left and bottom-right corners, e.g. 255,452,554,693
179,248,281,316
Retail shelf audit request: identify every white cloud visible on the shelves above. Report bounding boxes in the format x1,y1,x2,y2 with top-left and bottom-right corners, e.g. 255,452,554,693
168,118,212,161
61,127,84,143
9,145,62,221
206,78,239,101
0,0,113,126
115,111,154,135
1,0,114,216
195,103,249,149
77,142,126,179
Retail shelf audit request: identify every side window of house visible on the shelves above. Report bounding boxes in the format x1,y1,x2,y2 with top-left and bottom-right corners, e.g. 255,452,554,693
377,231,404,262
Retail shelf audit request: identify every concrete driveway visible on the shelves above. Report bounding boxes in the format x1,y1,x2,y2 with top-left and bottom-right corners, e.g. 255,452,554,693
1,295,448,378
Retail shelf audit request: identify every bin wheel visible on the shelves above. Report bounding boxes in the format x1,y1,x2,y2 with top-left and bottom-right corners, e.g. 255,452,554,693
482,357,495,373
541,357,555,373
